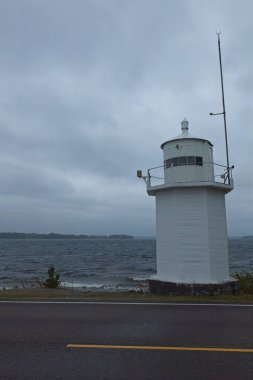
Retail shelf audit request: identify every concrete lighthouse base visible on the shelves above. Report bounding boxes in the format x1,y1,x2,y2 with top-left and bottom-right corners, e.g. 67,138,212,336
149,279,239,296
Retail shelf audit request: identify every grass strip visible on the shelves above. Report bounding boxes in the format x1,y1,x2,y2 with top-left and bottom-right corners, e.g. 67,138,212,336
1,288,253,303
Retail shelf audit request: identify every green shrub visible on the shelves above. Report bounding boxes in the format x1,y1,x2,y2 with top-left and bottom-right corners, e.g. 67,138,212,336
43,265,60,289
233,272,253,294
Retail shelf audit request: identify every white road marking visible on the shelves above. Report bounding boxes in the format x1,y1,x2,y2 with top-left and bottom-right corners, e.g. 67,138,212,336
0,300,253,307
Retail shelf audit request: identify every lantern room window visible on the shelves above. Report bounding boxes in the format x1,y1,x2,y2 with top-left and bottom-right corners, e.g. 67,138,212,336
164,156,203,168
165,159,172,168
179,156,187,165
172,157,179,166
188,156,195,165
196,156,203,166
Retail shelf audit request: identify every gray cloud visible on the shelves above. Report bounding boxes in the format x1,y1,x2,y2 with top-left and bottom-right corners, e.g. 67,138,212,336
0,0,252,235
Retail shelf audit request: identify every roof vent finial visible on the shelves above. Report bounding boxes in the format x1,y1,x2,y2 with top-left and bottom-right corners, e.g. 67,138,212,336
181,118,189,133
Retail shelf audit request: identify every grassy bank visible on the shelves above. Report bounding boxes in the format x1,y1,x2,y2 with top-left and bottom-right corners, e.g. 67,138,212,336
1,288,253,303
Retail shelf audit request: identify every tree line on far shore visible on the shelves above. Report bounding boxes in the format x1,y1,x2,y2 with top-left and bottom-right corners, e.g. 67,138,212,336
0,232,134,240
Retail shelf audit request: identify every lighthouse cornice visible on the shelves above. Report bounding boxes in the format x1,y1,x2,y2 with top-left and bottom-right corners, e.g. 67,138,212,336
147,180,233,196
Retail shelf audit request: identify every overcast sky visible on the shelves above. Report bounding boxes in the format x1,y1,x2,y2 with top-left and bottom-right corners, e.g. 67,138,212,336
0,0,252,236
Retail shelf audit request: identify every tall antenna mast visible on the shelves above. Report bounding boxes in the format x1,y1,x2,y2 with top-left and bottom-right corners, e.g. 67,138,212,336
210,32,230,184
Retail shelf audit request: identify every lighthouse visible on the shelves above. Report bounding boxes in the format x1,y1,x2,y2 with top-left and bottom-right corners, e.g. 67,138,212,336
138,118,237,295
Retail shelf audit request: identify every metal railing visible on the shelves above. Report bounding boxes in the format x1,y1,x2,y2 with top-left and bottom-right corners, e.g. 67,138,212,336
147,162,234,187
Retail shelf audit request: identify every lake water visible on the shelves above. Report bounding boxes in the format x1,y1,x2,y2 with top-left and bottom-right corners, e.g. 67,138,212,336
0,238,252,290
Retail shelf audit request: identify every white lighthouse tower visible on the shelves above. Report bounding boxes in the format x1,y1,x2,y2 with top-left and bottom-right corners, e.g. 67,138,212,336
138,118,237,295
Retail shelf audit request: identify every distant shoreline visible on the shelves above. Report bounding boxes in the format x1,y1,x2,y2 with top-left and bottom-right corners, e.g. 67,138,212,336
0,232,134,240
0,233,251,240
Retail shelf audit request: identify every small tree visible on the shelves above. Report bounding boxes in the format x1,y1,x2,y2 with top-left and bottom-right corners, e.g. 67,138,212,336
233,272,253,294
43,265,60,289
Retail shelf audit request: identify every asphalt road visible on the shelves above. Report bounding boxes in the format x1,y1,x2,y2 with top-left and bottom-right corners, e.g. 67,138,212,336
0,301,253,380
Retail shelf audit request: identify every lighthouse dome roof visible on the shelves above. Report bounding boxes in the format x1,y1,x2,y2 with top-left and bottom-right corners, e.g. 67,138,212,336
161,118,213,149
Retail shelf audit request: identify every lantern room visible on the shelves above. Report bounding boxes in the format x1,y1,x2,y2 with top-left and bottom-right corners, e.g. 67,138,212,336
162,118,215,184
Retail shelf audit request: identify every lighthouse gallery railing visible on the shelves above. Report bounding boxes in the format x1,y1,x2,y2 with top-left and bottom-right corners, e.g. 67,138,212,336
147,162,234,187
